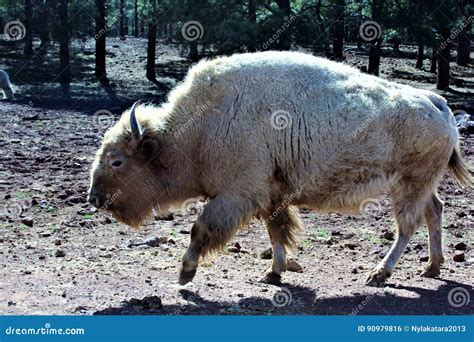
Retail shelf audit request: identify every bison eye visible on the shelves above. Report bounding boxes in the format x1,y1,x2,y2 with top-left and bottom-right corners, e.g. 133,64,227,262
111,160,123,168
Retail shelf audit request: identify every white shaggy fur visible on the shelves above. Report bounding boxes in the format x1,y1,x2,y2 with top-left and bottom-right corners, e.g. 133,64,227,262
0,70,14,100
90,51,471,286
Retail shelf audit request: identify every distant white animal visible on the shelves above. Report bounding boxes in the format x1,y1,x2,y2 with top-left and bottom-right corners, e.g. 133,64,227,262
0,70,14,100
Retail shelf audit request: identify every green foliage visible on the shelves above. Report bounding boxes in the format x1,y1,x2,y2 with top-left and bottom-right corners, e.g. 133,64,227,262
0,0,471,55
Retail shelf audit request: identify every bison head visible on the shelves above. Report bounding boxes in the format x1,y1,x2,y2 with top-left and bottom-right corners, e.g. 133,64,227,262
87,101,166,228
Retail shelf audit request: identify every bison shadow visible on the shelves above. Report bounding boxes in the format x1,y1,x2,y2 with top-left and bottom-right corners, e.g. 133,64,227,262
94,279,473,316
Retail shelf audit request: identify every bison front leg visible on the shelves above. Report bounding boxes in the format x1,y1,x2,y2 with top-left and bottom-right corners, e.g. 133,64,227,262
420,193,445,277
179,194,257,285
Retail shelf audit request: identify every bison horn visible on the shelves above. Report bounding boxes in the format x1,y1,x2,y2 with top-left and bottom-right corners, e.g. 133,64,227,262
129,100,143,140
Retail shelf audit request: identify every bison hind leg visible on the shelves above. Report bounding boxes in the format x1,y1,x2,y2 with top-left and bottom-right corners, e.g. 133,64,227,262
366,186,429,286
261,205,302,284
420,192,444,278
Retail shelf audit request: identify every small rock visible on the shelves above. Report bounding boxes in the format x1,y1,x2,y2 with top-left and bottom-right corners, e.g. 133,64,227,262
286,258,303,273
39,231,52,238
351,267,358,274
55,250,66,257
344,243,357,250
414,243,423,251
39,255,46,260
382,231,394,240
141,296,163,309
227,246,240,253
419,255,429,262
453,252,465,262
54,239,62,246
21,218,34,227
157,212,174,221
454,242,467,251
260,248,272,259
179,229,190,234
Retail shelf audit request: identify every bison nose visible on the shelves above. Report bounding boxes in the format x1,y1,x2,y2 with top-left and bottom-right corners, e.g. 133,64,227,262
87,190,104,209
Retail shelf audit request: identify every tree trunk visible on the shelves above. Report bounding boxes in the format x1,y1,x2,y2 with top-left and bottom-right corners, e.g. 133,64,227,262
95,0,107,82
367,0,382,76
23,0,33,55
146,21,157,80
332,0,345,61
437,40,451,90
119,0,126,39
140,18,145,36
39,0,51,49
134,0,139,37
248,0,256,52
430,47,437,73
415,43,424,69
276,0,291,50
456,25,471,66
58,0,70,93
189,41,198,61
456,1,471,66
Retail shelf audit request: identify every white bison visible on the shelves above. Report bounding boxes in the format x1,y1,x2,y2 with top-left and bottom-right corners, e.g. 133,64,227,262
88,51,472,286
0,70,14,100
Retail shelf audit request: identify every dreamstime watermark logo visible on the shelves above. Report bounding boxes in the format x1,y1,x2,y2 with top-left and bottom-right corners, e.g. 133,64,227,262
5,322,85,336
0,200,25,218
92,109,115,131
359,21,382,42
94,13,120,40
181,21,204,42
438,16,473,52
270,110,292,130
180,198,204,216
262,13,299,50
267,190,301,222
271,287,292,307
359,198,382,215
173,101,211,138
103,189,122,210
2,20,26,41
448,287,470,308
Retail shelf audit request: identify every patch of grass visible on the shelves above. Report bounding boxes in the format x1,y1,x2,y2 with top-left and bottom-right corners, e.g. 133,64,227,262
313,228,330,239
301,239,310,248
170,230,178,238
82,214,94,220
51,225,62,233
14,191,30,200
0,223,13,230
415,230,428,239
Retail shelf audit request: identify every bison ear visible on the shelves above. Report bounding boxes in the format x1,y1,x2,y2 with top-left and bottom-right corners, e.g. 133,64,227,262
129,100,143,149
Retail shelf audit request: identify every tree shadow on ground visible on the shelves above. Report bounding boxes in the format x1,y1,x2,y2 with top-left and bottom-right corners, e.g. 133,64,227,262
94,279,473,316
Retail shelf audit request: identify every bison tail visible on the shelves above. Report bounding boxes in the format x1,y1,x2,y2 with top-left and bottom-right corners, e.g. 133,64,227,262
448,145,473,188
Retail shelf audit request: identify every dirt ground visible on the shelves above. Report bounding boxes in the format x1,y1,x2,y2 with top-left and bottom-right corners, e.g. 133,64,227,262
0,38,473,315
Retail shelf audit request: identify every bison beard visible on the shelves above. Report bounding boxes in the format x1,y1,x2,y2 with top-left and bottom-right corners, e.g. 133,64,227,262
88,51,473,287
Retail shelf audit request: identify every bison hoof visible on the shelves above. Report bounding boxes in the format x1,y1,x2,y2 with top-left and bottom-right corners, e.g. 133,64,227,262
260,271,282,285
420,263,441,278
365,268,390,287
179,269,197,285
